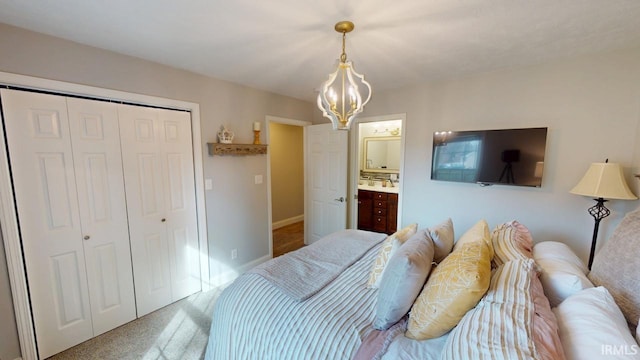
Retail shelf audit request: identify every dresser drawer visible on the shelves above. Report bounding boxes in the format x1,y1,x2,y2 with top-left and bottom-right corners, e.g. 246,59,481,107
374,207,387,216
374,192,388,201
373,216,387,232
374,200,387,208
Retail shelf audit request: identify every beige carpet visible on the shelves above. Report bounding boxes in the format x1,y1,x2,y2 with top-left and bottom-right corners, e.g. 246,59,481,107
48,288,223,360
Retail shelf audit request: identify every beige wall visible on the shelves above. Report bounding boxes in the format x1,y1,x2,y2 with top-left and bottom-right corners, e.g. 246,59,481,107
269,123,304,224
0,23,314,358
0,232,21,360
362,46,640,262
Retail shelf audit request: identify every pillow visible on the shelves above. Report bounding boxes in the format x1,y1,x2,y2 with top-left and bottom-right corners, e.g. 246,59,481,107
491,220,534,268
373,229,434,330
406,240,492,340
452,219,493,258
428,218,454,263
553,287,639,360
534,241,588,274
589,209,640,326
534,241,593,307
441,259,565,360
367,223,418,288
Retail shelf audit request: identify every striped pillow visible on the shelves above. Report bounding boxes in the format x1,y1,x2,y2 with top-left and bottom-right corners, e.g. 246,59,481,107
491,220,534,268
442,259,565,360
367,223,417,288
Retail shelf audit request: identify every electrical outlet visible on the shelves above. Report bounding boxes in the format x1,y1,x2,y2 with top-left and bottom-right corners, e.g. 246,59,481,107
254,174,263,184
231,249,237,260
205,178,213,190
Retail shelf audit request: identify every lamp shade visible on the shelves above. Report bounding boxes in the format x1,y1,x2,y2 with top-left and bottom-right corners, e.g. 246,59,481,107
570,162,637,200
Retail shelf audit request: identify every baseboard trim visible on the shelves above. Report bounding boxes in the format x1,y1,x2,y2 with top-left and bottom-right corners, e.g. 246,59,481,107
209,255,272,288
272,215,304,230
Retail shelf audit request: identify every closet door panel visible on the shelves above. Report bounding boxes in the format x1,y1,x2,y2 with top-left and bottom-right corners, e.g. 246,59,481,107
66,98,136,335
0,90,92,358
159,110,201,300
118,104,172,316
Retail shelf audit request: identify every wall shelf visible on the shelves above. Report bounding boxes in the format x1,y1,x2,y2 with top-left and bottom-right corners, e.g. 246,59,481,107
207,143,268,156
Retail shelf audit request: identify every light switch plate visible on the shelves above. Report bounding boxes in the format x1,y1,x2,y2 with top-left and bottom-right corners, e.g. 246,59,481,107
205,178,213,190
254,175,263,184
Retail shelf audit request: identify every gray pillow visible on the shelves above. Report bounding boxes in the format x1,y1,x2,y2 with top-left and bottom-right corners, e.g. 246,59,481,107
589,208,640,326
429,218,454,263
373,229,435,330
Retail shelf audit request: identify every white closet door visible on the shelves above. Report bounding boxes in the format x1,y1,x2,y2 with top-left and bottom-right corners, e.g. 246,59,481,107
118,104,172,316
0,90,93,358
66,98,136,335
159,109,200,300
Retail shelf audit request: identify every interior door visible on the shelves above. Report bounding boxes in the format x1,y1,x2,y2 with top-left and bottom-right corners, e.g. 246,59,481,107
304,123,348,244
66,98,136,335
1,89,93,358
158,109,201,301
118,104,172,316
118,104,200,316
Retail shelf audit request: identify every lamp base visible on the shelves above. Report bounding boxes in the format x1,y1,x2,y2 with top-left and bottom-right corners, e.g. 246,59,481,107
253,130,261,145
587,197,610,269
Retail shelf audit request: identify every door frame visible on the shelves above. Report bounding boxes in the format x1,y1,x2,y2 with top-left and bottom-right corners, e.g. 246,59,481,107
349,113,407,231
265,115,311,257
0,71,210,359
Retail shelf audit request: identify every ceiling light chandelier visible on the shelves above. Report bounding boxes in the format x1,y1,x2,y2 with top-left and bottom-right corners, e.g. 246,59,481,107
317,21,372,130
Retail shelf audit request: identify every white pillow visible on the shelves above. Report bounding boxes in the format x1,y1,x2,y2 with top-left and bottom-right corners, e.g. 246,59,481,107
533,241,593,307
534,241,588,274
553,287,640,360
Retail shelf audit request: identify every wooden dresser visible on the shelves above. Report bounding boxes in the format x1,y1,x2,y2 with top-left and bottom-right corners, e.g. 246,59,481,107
357,189,398,235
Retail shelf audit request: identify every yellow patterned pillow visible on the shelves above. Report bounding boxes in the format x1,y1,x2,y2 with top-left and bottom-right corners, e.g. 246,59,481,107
367,223,418,288
406,240,492,340
452,219,493,258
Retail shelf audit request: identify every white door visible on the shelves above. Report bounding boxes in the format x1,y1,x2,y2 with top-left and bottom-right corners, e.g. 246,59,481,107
66,98,136,335
304,123,348,244
118,104,200,316
158,109,200,301
1,90,93,358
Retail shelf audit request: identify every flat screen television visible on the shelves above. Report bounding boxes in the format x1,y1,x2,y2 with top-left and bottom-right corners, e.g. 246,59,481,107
431,127,548,187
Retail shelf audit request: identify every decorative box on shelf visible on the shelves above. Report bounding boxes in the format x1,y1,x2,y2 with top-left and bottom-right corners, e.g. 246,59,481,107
208,143,268,156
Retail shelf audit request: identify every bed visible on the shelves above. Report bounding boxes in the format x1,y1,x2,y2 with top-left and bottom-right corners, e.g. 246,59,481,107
205,210,640,360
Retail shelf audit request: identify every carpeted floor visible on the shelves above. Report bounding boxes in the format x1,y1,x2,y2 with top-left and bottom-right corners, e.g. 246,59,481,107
48,287,223,360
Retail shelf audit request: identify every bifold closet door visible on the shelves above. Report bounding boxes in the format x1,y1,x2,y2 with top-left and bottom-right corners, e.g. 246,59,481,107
0,90,136,358
118,104,200,316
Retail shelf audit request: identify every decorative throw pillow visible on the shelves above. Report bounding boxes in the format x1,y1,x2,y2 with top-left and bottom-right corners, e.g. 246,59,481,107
452,219,493,258
441,259,565,360
491,220,534,268
553,287,638,360
406,240,492,340
373,229,434,330
588,209,640,326
367,223,418,288
533,241,593,307
428,218,454,263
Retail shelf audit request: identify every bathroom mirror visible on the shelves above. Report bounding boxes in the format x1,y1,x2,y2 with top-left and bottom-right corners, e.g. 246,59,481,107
362,136,401,173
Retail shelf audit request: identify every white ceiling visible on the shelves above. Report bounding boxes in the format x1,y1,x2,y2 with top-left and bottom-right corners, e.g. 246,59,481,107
1,0,640,102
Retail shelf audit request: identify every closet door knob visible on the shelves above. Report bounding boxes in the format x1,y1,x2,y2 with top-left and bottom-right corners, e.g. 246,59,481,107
83,235,90,240
161,218,166,222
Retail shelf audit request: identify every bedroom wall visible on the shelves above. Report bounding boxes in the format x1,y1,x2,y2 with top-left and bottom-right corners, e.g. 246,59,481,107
0,23,314,358
0,232,21,360
362,46,640,262
269,122,304,225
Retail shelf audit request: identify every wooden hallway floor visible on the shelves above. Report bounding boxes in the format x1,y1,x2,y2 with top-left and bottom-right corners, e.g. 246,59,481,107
273,221,304,257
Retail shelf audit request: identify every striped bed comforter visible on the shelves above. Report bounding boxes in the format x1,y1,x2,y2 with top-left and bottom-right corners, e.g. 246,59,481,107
205,241,381,360
204,233,446,360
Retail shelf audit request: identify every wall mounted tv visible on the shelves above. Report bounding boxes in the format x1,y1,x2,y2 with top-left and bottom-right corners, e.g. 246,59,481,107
431,127,548,187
